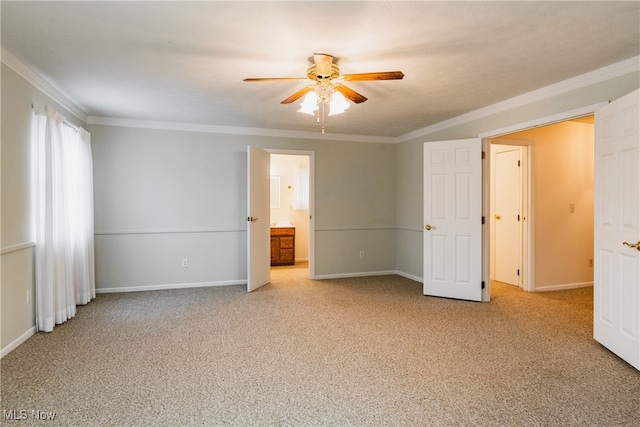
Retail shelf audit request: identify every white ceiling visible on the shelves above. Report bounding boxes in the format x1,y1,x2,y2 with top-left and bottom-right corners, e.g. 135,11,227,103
2,1,639,139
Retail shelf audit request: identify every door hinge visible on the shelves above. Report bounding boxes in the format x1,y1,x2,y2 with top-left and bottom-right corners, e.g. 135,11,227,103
517,214,520,221
481,281,485,289
482,216,485,224
517,160,521,167
482,151,485,159
517,269,520,276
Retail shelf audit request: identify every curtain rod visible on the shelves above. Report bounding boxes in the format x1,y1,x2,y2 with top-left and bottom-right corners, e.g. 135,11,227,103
32,104,82,132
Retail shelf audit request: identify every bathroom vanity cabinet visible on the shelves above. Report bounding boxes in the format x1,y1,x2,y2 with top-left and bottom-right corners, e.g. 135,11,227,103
270,227,295,266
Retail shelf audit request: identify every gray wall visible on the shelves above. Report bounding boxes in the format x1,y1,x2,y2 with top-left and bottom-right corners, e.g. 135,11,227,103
90,125,397,290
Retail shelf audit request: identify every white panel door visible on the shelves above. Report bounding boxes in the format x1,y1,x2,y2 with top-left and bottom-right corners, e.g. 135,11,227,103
424,139,483,301
247,146,270,292
494,148,522,286
594,89,640,369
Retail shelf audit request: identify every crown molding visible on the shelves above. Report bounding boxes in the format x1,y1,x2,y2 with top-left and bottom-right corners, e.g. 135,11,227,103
86,115,396,144
1,46,88,123
478,102,607,139
5,41,636,144
397,56,640,143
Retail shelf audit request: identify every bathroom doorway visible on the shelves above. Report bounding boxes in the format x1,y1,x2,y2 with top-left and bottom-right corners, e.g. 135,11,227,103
269,151,314,277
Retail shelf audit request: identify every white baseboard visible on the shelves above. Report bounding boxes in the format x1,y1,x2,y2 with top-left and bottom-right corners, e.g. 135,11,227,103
99,271,421,291
96,280,246,294
394,270,423,283
313,270,423,282
1,326,36,359
313,270,397,280
535,282,593,292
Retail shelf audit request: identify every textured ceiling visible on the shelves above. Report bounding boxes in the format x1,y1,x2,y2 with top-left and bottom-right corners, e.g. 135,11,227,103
2,1,639,138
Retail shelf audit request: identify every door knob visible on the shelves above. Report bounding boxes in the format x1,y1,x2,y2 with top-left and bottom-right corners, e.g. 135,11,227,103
623,241,640,251
495,215,501,220
425,224,434,231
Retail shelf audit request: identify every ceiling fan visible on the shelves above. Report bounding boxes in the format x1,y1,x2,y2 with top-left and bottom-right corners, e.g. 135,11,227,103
243,53,404,122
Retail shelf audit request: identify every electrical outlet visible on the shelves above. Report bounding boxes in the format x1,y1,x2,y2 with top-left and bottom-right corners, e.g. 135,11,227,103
27,290,32,304
182,258,188,268
359,251,365,259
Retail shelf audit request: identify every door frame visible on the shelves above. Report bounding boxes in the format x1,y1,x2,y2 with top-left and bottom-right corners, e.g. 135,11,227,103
479,102,607,300
265,148,316,279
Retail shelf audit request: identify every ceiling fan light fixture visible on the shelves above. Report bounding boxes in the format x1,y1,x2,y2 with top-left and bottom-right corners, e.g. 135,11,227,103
298,91,318,115
328,91,350,116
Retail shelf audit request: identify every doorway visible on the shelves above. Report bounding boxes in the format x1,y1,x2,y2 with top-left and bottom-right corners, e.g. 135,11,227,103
488,116,595,294
269,151,314,277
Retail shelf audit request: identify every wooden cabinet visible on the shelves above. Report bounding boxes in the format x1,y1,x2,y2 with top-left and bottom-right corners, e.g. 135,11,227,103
270,227,295,266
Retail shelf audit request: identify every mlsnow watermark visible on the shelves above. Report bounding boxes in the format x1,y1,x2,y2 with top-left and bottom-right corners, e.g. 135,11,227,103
2,409,57,421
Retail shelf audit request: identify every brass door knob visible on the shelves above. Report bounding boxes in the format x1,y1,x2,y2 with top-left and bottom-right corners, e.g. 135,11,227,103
495,214,501,220
623,241,640,251
425,224,434,231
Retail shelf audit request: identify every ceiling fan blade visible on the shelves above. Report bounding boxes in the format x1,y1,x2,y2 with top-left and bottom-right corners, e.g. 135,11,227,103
333,84,368,104
243,77,307,82
281,86,313,104
342,71,405,81
313,53,334,78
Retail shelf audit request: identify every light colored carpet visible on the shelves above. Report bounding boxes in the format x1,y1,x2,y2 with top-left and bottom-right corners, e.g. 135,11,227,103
2,264,639,426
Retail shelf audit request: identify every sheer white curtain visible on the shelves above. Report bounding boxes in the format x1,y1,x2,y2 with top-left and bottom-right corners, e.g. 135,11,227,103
33,105,95,332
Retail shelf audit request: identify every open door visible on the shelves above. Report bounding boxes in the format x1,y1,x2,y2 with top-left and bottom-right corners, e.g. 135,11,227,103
594,89,640,369
247,146,270,292
424,138,483,301
493,146,523,286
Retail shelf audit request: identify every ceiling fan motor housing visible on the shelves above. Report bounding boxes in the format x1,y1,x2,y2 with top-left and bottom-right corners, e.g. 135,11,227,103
307,64,340,81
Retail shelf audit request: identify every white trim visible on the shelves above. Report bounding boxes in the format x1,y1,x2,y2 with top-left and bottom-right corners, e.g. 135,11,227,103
1,47,88,123
316,226,396,232
397,227,424,233
5,42,635,144
86,115,396,144
313,270,397,280
479,102,607,139
94,228,245,236
1,241,35,255
395,270,423,283
96,280,246,294
398,56,639,142
265,148,314,156
1,327,36,359
87,56,637,143
534,282,593,292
